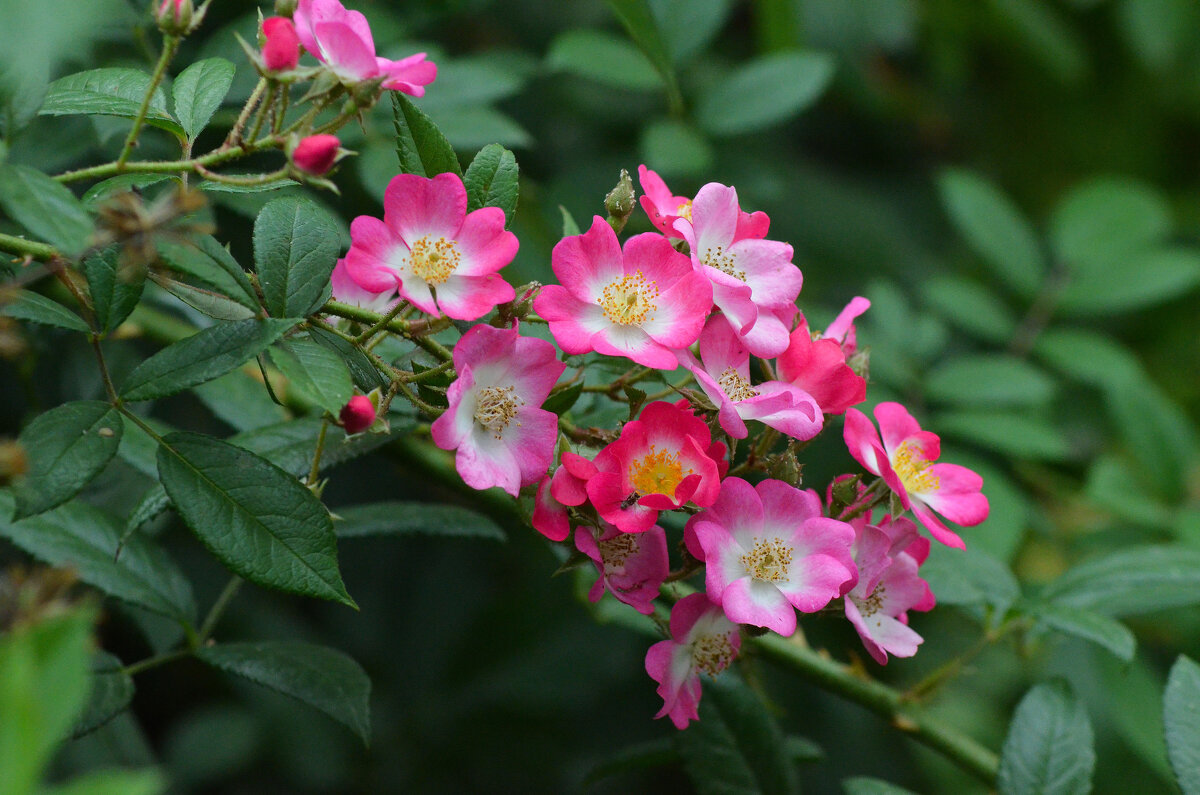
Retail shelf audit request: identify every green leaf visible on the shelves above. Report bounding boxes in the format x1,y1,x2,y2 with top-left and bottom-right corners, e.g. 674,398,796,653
151,275,256,321
0,163,92,255
39,67,184,138
1050,176,1170,273
84,246,145,334
920,275,1019,345
1118,0,1197,69
1029,602,1136,662
936,169,1045,296
0,492,195,623
784,735,824,764
269,338,353,416
156,432,355,607
1042,545,1200,617
925,354,1056,408
542,382,584,416
1104,380,1194,499
1084,455,1174,528
81,174,173,207
990,0,1088,85
198,177,300,194
41,769,166,795
1058,246,1200,316
120,485,171,550
998,680,1094,795
333,501,504,541
155,235,259,311
72,651,134,738
120,318,296,402
921,545,1019,622
652,0,735,62
1166,655,1200,794
935,410,1072,461
422,106,533,152
13,400,122,518
192,371,287,432
253,196,341,318
462,143,519,220
1033,327,1142,390
308,326,388,392
606,0,679,92
696,50,833,137
391,92,461,178
171,57,235,141
196,641,370,743
1,290,89,332
639,118,714,178
675,675,798,795
560,205,581,237
546,29,661,90
234,413,414,476
843,778,920,795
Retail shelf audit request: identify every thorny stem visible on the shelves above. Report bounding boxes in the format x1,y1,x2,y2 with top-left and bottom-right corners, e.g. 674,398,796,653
226,78,269,147
1008,265,1070,357
394,379,444,418
117,35,180,169
837,478,890,522
355,299,411,344
0,233,58,262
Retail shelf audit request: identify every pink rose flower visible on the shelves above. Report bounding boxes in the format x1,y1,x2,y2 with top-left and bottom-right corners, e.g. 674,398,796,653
535,216,713,370
645,593,741,729
291,134,342,175
293,0,436,95
687,477,856,636
531,453,596,541
638,165,768,241
776,297,869,416
575,523,668,615
329,259,396,314
843,402,990,549
430,324,565,497
262,16,301,72
342,172,517,320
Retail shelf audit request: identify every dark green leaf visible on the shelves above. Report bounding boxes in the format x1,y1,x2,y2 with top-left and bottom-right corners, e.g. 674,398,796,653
462,143,519,220
998,680,1094,795
253,196,341,318
925,354,1056,408
39,67,184,138
935,410,1072,461
172,57,235,141
72,651,134,738
1042,546,1200,617
1058,246,1200,315
652,0,734,62
84,245,145,333
155,235,259,310
843,778,920,795
696,51,833,137
546,29,661,90
543,382,584,416
196,641,370,743
1084,455,1173,528
192,371,287,432
198,177,300,194
1029,602,1136,661
922,545,1019,622
936,169,1045,296
120,484,171,551
13,400,122,518
391,92,461,178
0,492,195,622
606,0,679,89
1166,655,1200,794
156,432,354,607
308,326,387,392
41,769,166,795
1050,176,1170,272
785,735,823,764
334,501,504,541
269,337,353,415
0,163,92,255
151,274,256,321
990,0,1088,85
1,290,89,332
1033,328,1142,390
422,106,533,152
120,318,296,402
675,675,799,795
231,414,414,477
82,174,173,207
1105,380,1194,499
583,738,678,788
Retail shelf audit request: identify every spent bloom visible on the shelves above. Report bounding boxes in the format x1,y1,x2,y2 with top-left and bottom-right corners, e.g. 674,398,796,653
687,477,856,636
535,216,712,370
430,324,565,497
844,402,989,549
262,16,301,72
575,523,669,616
645,593,741,729
342,172,517,320
777,297,869,416
293,0,436,95
290,134,343,175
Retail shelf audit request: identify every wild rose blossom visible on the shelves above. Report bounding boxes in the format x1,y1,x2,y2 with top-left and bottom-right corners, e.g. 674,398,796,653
673,183,803,358
777,297,869,416
844,402,989,549
575,523,668,615
535,216,712,370
679,315,823,440
638,165,768,241
430,324,565,497
645,593,741,729
262,16,301,72
342,172,517,320
293,0,436,95
687,477,856,636
329,259,395,313
531,454,595,542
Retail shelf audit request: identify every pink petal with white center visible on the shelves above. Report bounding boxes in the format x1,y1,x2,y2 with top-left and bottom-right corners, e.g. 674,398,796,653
532,287,610,355
311,20,378,81
454,422,521,495
719,577,796,636
377,52,437,95
624,233,711,348
383,172,466,244
432,273,515,320
532,476,570,541
845,598,923,665
697,314,748,374
454,206,518,276
591,323,680,370
777,521,856,612
430,364,477,450
843,408,885,475
329,258,396,313
734,309,792,359
685,182,739,255
549,216,626,303
680,350,748,438
343,216,401,293
726,237,801,307
577,524,668,615
738,381,823,441
755,479,822,528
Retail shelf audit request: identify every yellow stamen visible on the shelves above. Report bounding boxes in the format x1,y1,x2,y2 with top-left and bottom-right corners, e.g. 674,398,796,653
892,440,939,494
409,235,461,286
598,533,639,568
628,445,688,496
702,244,746,281
599,270,659,326
675,200,693,222
717,366,757,401
739,537,793,583
692,632,735,676
474,385,522,439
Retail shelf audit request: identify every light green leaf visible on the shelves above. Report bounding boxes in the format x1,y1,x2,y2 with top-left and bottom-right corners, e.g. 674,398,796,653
1105,380,1194,500
196,641,370,743
269,337,353,416
1117,0,1196,70
392,92,461,178
156,432,355,607
936,169,1045,296
546,29,661,90
1033,327,1142,390
696,50,833,137
1043,545,1200,617
920,275,1019,344
607,0,679,92
639,118,713,178
1029,602,1136,661
192,371,287,432
990,0,1088,85
1050,176,1170,272
72,651,134,738
1084,455,1174,528
652,0,734,62
84,245,144,334
0,163,92,255
39,67,184,137
13,401,122,518
1058,246,1200,316
926,354,1056,408
1,290,89,332
308,326,388,392
998,680,1094,795
171,57,235,141
462,143,519,220
922,545,1019,622
120,318,296,402
424,106,533,151
334,501,504,541
560,205,581,237
935,410,1072,461
151,274,256,321
253,196,341,319
198,177,300,193
1165,655,1200,794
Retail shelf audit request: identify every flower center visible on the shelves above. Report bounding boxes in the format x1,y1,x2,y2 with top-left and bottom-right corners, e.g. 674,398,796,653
856,583,887,618
598,532,638,568
409,235,461,286
717,366,758,402
599,270,659,326
892,440,939,494
701,245,746,281
628,445,687,497
692,632,735,676
675,200,693,222
739,537,793,583
474,385,522,438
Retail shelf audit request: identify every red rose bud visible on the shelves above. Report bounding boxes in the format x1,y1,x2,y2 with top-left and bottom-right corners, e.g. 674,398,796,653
262,16,300,72
291,134,342,175
155,0,194,34
340,395,376,434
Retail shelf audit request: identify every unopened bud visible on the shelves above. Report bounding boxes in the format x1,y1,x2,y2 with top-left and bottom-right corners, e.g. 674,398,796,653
273,0,298,17
604,169,636,234
262,16,300,72
154,0,207,35
290,134,344,175
339,395,376,434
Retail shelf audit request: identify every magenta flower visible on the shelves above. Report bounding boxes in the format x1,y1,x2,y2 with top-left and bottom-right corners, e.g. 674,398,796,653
679,315,823,440
293,0,436,95
645,593,741,729
339,395,376,434
430,324,565,497
329,259,396,314
587,401,726,533
534,217,713,370
776,298,870,416
575,523,668,615
531,454,595,541
638,165,769,241
262,16,301,72
342,173,517,320
673,183,803,358
291,134,342,175
687,477,856,636
843,402,990,549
